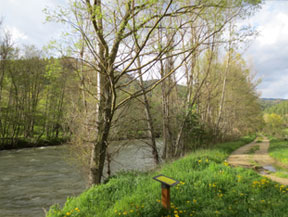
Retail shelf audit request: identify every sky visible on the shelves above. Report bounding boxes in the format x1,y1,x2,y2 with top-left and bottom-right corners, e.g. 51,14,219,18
244,1,288,99
0,0,288,99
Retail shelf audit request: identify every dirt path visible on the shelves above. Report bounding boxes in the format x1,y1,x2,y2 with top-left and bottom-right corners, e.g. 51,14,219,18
228,137,288,185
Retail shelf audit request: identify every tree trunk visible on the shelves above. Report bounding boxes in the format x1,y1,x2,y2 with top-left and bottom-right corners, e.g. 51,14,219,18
88,72,113,185
135,52,159,164
160,58,174,159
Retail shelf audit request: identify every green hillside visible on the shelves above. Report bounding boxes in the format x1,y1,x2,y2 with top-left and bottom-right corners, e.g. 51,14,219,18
260,98,288,110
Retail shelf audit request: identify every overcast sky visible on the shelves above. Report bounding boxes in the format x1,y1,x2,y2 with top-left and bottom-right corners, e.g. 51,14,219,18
1,0,288,99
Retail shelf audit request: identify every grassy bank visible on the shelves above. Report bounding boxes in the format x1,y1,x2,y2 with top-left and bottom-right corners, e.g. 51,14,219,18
47,136,288,217
269,139,288,178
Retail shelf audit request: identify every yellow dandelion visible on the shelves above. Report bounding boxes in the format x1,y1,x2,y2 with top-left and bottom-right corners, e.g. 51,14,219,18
223,161,229,166
218,193,223,198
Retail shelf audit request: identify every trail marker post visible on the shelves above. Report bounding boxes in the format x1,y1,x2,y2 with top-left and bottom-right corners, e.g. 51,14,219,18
153,174,179,209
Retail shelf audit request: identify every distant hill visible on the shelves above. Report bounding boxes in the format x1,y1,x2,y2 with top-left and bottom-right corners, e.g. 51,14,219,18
260,98,288,110
264,100,288,116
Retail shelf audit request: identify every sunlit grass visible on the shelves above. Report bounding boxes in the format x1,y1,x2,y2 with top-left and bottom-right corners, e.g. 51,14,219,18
47,136,288,217
269,139,288,164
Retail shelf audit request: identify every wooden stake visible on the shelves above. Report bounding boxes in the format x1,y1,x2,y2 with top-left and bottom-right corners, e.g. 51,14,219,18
161,184,170,209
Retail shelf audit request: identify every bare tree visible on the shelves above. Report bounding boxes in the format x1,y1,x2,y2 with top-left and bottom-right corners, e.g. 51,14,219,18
45,0,262,185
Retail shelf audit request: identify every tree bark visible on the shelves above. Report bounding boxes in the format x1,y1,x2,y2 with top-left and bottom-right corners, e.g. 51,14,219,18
88,66,113,185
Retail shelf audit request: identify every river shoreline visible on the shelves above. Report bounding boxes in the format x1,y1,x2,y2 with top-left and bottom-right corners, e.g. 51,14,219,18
0,138,67,151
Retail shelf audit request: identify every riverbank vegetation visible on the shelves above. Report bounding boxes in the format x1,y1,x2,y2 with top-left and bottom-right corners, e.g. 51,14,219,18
0,45,73,149
42,0,263,185
47,135,288,217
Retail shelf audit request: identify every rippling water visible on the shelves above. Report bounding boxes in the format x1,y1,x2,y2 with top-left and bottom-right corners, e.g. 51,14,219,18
0,140,162,217
0,146,87,217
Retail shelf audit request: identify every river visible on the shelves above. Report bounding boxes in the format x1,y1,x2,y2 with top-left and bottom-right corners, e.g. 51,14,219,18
0,140,162,217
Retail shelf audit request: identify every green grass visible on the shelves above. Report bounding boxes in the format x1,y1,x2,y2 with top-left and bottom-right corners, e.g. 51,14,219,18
255,138,263,143
269,139,288,164
268,139,288,179
274,170,288,179
245,145,260,154
47,136,288,217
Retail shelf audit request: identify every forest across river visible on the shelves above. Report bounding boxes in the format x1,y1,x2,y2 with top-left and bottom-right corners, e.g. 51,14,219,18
0,140,163,217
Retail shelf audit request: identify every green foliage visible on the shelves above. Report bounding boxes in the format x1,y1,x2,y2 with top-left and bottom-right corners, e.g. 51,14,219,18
260,98,286,111
264,101,288,130
0,56,74,149
263,113,284,136
264,100,288,116
45,136,288,217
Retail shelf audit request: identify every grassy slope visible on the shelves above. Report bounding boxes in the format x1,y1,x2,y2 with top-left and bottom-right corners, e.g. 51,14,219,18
269,139,288,178
47,136,288,217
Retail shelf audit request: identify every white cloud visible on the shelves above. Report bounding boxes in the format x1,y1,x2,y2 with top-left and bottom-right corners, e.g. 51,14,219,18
245,1,288,99
257,12,288,46
0,0,65,48
5,26,28,43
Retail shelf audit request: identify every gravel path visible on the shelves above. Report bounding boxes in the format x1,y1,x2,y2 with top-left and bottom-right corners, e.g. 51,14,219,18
227,138,288,185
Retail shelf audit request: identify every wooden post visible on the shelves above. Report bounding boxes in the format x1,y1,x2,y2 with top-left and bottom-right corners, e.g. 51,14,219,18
153,174,179,210
161,184,170,209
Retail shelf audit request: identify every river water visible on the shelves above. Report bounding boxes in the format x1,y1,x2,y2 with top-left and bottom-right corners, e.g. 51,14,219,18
0,140,162,217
